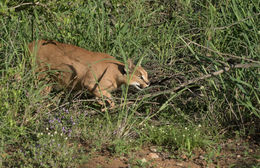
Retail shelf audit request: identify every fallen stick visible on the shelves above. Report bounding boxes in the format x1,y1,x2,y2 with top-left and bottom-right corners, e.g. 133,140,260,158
141,63,260,99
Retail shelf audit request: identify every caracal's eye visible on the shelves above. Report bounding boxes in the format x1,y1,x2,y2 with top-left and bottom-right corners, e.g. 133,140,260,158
140,75,144,80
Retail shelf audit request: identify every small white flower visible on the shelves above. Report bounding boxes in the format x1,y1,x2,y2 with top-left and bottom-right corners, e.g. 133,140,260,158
46,128,49,131
185,127,188,130
54,131,57,134
48,132,50,135
60,133,63,136
40,133,43,135
198,124,201,128
65,137,68,140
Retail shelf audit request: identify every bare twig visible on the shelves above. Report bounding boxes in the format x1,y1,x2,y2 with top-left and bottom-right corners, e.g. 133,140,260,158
213,12,260,30
9,2,47,10
141,63,259,99
224,94,239,120
183,37,260,64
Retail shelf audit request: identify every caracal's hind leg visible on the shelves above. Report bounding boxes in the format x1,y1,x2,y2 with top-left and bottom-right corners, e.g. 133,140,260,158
36,70,53,96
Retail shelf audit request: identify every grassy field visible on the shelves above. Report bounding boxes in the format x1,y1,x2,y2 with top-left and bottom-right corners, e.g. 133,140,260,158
0,0,259,167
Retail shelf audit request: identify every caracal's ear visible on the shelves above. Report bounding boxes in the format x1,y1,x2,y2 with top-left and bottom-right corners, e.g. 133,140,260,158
128,58,135,70
124,58,135,73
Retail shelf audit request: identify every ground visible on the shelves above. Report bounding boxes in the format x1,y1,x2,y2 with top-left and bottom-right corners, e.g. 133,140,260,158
80,138,259,168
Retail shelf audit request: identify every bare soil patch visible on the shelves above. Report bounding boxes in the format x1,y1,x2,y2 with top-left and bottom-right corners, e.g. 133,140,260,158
80,139,259,168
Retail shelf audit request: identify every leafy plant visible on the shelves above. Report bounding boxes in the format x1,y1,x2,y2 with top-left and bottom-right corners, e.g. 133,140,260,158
0,0,259,167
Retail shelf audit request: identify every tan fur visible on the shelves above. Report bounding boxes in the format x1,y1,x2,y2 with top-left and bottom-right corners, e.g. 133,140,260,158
28,40,149,108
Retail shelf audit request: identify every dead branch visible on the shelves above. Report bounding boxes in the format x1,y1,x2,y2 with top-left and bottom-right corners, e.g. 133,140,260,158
141,63,260,99
183,37,260,64
9,2,47,10
213,12,260,30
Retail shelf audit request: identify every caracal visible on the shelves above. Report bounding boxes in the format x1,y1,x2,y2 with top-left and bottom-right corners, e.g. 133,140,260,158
28,40,150,109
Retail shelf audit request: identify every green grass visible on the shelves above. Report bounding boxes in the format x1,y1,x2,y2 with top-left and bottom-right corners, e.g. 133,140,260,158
0,0,259,167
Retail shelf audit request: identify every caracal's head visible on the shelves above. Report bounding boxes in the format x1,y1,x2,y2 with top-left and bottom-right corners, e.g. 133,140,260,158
125,59,150,90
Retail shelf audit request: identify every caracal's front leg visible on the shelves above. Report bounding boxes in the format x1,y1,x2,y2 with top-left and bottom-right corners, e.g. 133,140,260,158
92,89,115,111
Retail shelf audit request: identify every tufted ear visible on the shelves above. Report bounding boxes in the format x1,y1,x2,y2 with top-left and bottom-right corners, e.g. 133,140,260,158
124,59,135,73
